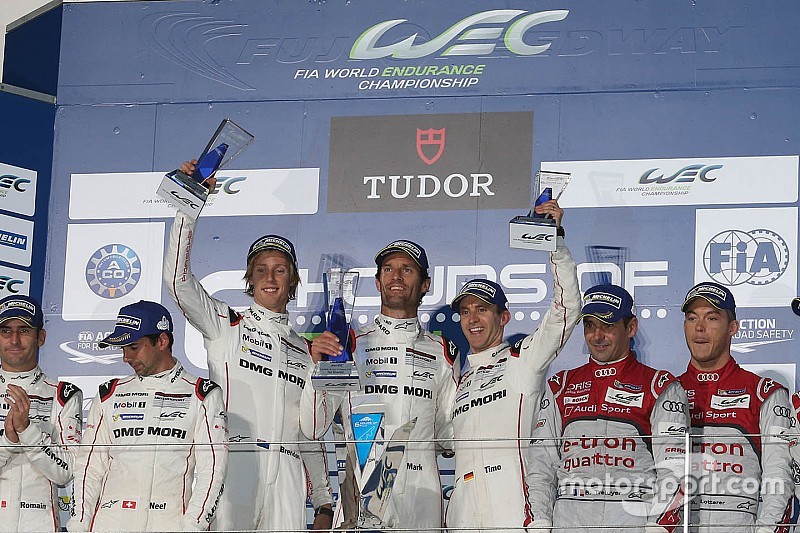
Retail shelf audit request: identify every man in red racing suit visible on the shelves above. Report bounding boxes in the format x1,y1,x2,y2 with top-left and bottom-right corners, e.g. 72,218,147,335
680,282,794,533
527,283,689,532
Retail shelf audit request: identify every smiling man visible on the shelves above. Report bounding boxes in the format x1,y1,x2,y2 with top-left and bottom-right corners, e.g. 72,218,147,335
679,282,794,533
164,163,333,531
0,295,82,532
302,239,458,532
445,199,582,531
527,283,688,533
68,300,227,532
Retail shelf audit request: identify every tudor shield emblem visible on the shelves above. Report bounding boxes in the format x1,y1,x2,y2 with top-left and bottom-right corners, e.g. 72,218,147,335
416,128,445,165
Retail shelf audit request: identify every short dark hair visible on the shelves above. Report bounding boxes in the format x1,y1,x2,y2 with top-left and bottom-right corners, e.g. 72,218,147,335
144,332,174,351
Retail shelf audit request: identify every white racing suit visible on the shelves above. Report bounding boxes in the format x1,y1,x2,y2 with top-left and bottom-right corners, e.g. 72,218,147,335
527,354,689,533
445,238,581,532
791,392,800,530
165,211,333,531
0,366,82,532
680,358,795,533
68,362,227,532
301,314,458,532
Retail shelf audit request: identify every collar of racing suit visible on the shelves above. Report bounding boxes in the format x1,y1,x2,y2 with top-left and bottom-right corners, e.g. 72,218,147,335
466,341,510,367
0,364,44,385
250,301,293,337
136,358,182,383
374,313,421,342
682,355,738,387
587,352,637,378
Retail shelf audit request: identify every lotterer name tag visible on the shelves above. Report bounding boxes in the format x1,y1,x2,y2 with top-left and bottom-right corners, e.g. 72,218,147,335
710,394,751,410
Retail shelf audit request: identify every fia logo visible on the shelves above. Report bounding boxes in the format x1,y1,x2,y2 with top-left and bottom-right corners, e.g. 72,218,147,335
703,229,789,286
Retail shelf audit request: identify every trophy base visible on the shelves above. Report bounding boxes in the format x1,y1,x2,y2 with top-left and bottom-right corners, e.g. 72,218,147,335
312,361,362,391
509,215,557,252
156,170,209,220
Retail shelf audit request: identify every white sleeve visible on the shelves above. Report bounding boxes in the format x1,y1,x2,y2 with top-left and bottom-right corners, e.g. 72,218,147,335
515,238,581,396
755,386,794,529
525,386,561,530
181,382,228,531
299,435,334,510
163,211,232,343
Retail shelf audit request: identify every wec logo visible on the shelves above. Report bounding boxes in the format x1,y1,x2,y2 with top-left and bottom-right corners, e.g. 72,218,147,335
639,164,722,184
351,9,569,60
0,175,30,193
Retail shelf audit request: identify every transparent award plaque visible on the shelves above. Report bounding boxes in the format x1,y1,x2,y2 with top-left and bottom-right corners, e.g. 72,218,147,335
157,119,255,219
311,269,362,391
509,170,571,252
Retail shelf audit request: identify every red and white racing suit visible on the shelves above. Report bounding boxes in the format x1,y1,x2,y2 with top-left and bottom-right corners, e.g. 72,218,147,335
0,366,82,532
527,354,689,533
445,238,581,531
165,211,333,531
301,315,458,532
680,358,795,533
68,361,227,532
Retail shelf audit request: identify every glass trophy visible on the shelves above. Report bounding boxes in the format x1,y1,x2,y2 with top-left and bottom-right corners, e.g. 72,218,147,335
157,119,255,219
509,170,571,252
311,269,362,391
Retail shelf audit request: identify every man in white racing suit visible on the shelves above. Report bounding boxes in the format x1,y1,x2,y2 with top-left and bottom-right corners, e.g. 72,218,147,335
527,283,689,533
302,239,458,532
680,282,794,533
0,295,82,532
446,199,581,531
68,300,227,532
164,163,333,531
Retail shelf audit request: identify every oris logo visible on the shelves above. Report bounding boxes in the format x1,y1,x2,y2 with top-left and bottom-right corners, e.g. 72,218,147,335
350,9,569,60
85,244,142,299
639,164,722,184
594,367,617,378
703,229,789,287
696,373,719,382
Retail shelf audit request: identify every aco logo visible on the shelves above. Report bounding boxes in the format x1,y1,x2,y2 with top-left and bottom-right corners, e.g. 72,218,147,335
85,244,141,299
703,229,789,286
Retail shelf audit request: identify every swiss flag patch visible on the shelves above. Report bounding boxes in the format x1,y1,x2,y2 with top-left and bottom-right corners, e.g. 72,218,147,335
122,500,137,509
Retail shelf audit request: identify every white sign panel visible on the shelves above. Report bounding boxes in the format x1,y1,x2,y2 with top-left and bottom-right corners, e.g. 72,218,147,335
69,168,320,219
62,222,165,321
0,264,30,297
0,213,34,267
694,207,797,308
0,162,37,216
547,156,798,208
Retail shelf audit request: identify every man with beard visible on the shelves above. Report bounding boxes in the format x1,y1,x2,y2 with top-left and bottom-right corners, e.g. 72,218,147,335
301,239,458,532
68,301,226,532
0,295,82,532
164,164,333,531
527,283,688,533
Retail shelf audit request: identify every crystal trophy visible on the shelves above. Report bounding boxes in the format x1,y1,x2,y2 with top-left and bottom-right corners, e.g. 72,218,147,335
157,119,254,219
509,170,571,252
311,269,362,391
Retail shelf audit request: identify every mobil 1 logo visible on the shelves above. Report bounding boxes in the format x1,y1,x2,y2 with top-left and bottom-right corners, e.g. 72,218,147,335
328,112,532,213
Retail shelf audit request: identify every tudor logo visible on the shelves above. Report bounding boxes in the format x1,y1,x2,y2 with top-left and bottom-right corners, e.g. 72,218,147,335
696,373,720,382
594,367,617,378
417,128,445,165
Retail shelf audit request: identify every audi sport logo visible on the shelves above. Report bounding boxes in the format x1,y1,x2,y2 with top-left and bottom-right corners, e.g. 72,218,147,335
594,367,617,378
696,373,719,382
773,405,792,418
661,401,686,413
